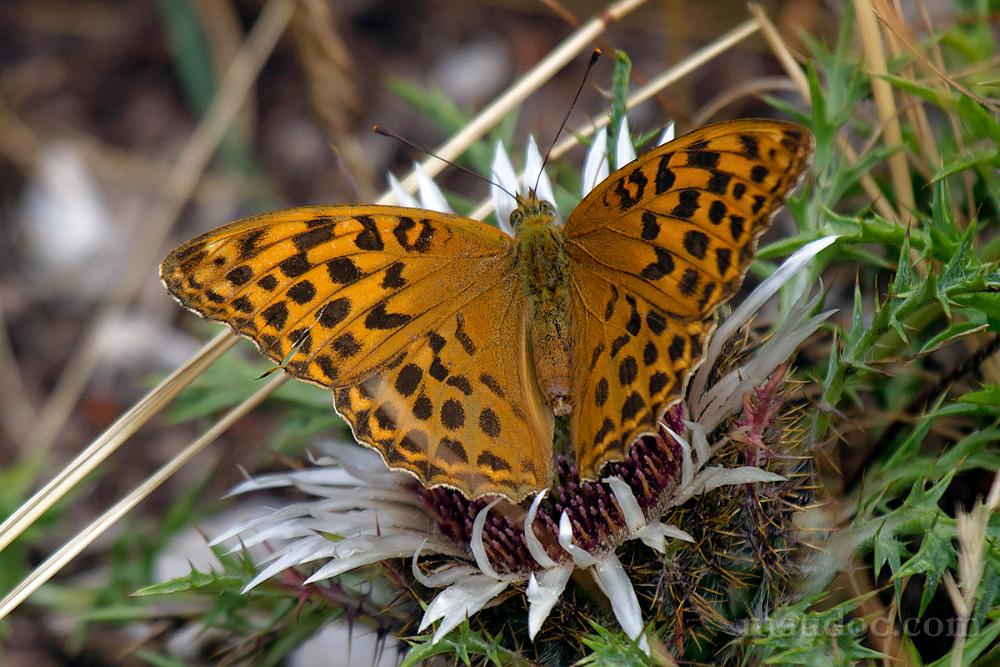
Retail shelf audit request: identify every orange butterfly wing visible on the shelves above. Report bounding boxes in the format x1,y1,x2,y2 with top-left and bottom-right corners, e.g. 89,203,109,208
563,120,814,478
161,206,553,499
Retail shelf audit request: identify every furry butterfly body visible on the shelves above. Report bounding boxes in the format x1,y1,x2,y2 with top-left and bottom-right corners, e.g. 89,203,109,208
161,119,813,500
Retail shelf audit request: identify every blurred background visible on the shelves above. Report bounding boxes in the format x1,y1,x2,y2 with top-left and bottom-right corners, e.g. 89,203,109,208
0,0,967,664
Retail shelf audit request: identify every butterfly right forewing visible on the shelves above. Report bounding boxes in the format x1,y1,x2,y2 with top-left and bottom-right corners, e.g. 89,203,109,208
563,120,814,480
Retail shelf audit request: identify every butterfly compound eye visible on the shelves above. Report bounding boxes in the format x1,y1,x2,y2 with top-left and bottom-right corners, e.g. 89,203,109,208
509,209,524,228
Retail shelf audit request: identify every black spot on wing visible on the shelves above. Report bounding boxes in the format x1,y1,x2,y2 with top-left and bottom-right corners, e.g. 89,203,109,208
365,302,411,329
708,200,727,225
707,170,731,195
226,265,252,286
678,268,700,296
641,212,660,240
279,253,310,278
670,190,700,219
317,297,351,327
640,247,675,280
381,262,407,289
683,230,709,259
479,408,501,437
441,399,465,429
395,364,422,396
287,280,316,304
477,451,511,472
262,301,289,329
293,226,333,251
686,151,719,168
655,154,676,194
332,332,361,358
354,215,384,251
327,257,362,284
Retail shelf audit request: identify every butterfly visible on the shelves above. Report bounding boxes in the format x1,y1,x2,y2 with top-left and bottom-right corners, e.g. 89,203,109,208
161,119,813,501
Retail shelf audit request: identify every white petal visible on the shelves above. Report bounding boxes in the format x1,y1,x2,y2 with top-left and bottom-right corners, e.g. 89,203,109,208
582,127,609,197
524,489,558,568
524,135,556,209
471,499,504,580
686,421,711,468
672,466,786,507
658,121,675,145
603,476,644,533
635,521,694,553
592,552,648,652
412,540,480,588
693,465,786,495
418,575,509,643
558,512,598,567
615,117,636,170
526,566,573,640
490,140,518,232
223,468,354,496
305,533,447,584
690,236,838,404
414,162,452,213
387,172,418,208
695,294,834,432
665,426,694,489
243,537,336,591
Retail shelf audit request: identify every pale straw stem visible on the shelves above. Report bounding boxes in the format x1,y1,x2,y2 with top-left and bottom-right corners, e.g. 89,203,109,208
853,0,916,219
469,17,762,220
0,330,236,553
747,3,901,226
0,372,287,622
27,0,293,457
382,0,651,202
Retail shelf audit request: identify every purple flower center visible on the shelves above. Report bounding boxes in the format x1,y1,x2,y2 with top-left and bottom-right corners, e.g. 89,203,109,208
417,405,685,574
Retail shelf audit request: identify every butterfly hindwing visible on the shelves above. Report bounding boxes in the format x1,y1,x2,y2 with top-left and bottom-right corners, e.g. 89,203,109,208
568,268,712,476
333,278,554,499
564,120,813,479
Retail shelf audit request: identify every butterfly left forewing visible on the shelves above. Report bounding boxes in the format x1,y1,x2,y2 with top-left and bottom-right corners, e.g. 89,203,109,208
162,205,554,500
161,205,511,387
563,119,813,479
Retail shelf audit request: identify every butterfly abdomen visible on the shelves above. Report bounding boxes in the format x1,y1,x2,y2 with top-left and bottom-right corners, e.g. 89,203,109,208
514,210,573,416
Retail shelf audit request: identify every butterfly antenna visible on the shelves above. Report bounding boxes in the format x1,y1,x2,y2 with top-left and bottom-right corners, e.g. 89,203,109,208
534,48,602,194
372,124,518,201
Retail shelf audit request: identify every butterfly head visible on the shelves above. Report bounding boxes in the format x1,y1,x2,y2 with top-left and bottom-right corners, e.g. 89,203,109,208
509,190,558,231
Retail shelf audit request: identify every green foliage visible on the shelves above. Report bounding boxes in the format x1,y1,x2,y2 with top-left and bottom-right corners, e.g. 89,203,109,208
578,621,654,666
743,595,886,665
607,50,632,169
401,622,532,667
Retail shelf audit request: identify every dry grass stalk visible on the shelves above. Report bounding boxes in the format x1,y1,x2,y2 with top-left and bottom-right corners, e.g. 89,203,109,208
944,473,1000,667
0,331,236,553
853,0,916,220
0,373,287,622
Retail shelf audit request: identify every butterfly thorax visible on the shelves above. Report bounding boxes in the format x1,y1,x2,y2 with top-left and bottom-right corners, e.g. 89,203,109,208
512,195,573,417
